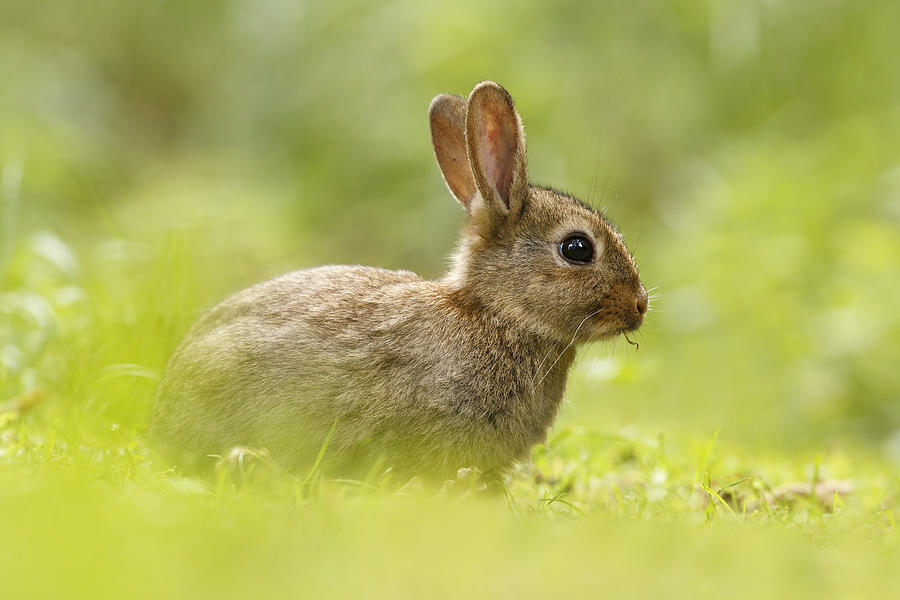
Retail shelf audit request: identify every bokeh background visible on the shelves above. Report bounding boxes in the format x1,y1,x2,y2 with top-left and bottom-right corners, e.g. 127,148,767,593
2,0,900,458
3,2,900,598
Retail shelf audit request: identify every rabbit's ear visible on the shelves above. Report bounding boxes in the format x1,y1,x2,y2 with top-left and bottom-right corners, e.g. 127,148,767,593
429,94,478,212
465,82,528,218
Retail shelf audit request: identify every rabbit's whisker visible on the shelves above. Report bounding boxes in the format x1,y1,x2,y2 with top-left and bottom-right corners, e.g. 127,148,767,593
588,150,602,205
532,342,562,392
532,307,606,391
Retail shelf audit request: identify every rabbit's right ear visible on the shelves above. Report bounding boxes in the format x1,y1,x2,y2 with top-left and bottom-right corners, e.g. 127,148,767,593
429,93,478,212
465,82,528,220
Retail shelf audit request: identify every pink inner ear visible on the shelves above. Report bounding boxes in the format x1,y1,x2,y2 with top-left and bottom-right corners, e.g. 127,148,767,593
481,106,518,206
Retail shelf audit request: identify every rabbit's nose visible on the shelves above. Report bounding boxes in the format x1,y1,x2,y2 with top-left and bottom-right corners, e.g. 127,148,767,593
635,286,648,316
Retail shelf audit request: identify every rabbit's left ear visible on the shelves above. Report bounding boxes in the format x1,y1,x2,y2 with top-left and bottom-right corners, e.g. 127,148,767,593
429,93,477,212
465,82,528,219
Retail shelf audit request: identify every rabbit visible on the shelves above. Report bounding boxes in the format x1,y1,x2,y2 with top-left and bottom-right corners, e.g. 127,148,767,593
150,81,648,482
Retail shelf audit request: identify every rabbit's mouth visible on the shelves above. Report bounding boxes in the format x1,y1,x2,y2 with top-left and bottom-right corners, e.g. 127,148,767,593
584,310,643,340
583,314,621,340
623,313,645,332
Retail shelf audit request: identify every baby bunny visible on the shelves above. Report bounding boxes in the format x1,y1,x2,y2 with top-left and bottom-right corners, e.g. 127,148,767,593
151,81,648,481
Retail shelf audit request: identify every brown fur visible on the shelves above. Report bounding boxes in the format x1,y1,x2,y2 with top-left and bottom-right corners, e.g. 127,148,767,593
150,82,647,481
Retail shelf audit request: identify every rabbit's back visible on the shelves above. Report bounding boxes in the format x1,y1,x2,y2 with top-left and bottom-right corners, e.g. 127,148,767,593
151,265,570,476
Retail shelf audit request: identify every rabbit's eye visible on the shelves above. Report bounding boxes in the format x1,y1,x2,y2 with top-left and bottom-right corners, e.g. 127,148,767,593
560,235,594,263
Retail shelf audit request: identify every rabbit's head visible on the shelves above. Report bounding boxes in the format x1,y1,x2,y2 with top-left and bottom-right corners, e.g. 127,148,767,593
430,82,647,343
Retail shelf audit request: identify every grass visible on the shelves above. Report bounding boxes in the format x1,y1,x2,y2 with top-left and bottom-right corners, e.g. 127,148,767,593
1,232,899,599
2,411,899,599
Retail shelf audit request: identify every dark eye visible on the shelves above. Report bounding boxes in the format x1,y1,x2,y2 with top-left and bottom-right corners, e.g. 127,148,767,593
560,235,594,263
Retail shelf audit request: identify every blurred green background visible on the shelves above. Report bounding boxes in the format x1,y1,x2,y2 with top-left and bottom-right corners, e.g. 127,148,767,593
3,1,900,597
3,0,898,449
